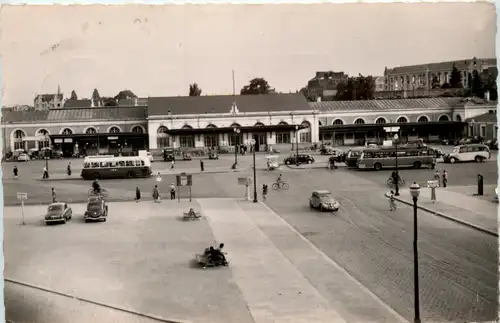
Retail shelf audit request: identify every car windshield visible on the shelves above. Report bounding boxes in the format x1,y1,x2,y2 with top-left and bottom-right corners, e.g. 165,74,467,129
452,147,460,153
88,202,102,210
48,205,63,212
318,193,333,198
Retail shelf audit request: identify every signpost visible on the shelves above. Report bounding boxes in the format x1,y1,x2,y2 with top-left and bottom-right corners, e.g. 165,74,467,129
176,172,193,202
238,177,252,200
17,192,27,225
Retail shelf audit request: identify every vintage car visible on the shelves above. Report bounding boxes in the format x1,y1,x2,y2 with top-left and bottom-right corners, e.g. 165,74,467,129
17,153,30,162
265,155,280,170
208,151,219,160
84,196,108,222
183,152,192,161
163,149,176,162
283,154,315,165
45,202,73,225
309,190,340,212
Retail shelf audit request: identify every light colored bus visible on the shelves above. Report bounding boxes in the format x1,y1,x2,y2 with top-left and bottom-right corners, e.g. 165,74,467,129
81,156,152,180
357,146,436,171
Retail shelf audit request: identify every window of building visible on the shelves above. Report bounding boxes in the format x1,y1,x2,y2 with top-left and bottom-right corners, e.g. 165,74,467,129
300,132,311,143
109,126,121,133
157,126,170,148
62,128,73,135
179,135,194,148
131,126,144,133
85,127,97,134
354,118,365,124
397,116,408,123
204,134,218,148
495,126,498,139
229,134,243,146
480,125,486,138
276,132,290,144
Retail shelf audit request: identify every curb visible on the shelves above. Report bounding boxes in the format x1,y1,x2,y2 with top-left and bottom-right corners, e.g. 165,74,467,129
384,193,498,237
4,278,190,323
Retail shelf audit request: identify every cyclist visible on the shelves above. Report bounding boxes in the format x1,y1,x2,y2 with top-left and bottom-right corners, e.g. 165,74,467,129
390,170,401,186
276,174,283,186
92,179,101,194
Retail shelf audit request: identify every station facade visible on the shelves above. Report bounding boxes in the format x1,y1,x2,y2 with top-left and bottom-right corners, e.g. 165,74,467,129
1,94,496,157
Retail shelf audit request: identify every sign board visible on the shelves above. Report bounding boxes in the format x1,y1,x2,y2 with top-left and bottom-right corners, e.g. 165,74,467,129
176,173,192,186
54,139,63,143
17,192,27,200
63,138,73,143
427,180,439,188
108,136,119,140
384,126,400,133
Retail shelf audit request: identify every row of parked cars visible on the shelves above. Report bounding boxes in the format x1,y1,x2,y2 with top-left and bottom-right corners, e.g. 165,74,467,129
44,196,108,225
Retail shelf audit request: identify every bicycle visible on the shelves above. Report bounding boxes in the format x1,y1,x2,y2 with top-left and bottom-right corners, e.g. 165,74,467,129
387,177,405,188
272,181,289,190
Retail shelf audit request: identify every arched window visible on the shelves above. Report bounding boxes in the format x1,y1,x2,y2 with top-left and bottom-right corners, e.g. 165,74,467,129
157,126,170,148
397,116,408,123
418,116,429,123
182,124,193,129
456,115,462,122
254,122,265,127
230,123,242,128
85,127,97,134
277,121,288,125
375,117,387,124
333,119,344,125
131,126,144,133
13,129,26,150
61,128,73,135
206,124,217,128
299,121,311,143
36,129,50,149
438,115,450,122
354,118,365,124
109,126,121,133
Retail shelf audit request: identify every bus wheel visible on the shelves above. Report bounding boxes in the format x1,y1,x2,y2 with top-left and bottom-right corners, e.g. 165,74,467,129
127,171,135,178
92,173,100,180
413,161,422,169
374,163,382,171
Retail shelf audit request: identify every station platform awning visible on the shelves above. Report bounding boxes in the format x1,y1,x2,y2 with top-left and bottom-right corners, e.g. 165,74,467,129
49,132,148,143
164,124,306,135
319,121,467,133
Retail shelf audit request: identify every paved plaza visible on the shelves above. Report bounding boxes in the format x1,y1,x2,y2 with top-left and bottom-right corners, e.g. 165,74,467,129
4,149,499,322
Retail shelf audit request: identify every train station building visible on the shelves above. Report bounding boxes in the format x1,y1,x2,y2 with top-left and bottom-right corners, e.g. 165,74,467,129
1,94,497,157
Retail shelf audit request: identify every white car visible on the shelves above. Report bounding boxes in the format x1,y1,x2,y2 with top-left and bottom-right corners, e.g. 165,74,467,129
444,144,491,163
17,153,30,162
147,152,154,162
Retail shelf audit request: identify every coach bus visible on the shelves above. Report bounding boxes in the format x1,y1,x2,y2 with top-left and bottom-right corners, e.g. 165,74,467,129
81,156,152,180
357,146,437,171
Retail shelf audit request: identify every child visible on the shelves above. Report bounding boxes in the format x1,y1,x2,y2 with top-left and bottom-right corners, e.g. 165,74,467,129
389,190,396,212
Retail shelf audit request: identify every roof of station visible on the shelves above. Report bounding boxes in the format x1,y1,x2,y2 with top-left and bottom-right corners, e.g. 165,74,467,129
147,93,311,116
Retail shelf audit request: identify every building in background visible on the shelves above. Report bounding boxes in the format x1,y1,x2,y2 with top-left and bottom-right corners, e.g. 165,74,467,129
302,71,349,101
384,57,497,91
374,76,385,92
34,85,64,110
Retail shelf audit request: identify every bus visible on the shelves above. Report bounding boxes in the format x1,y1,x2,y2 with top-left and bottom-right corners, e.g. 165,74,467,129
81,156,152,180
357,146,436,171
345,147,365,167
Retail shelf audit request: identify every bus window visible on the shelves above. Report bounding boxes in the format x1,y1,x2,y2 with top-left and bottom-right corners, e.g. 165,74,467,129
141,160,145,166
118,161,125,167
91,162,100,168
126,161,134,167
135,160,141,166
83,163,90,168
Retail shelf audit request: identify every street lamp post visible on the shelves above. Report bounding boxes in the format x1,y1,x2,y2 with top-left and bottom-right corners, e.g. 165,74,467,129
232,127,240,169
409,182,421,323
295,125,299,166
394,133,400,196
44,134,50,175
96,127,100,156
251,139,258,203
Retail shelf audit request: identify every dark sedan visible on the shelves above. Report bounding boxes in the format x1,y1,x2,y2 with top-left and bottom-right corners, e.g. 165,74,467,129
284,154,315,165
84,196,108,222
45,203,72,225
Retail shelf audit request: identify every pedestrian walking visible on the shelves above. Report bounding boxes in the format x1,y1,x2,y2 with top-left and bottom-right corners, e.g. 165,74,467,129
200,160,204,172
389,190,396,211
170,183,176,200
43,166,49,179
171,160,175,170
442,170,448,188
262,184,268,200
13,165,18,179
67,162,72,176
152,185,160,203
51,188,57,203
433,170,441,187
135,186,141,202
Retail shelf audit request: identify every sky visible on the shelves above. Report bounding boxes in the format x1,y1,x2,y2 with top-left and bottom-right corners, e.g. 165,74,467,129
0,3,496,106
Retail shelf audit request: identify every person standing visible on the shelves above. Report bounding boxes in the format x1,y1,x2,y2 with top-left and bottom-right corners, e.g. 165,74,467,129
389,190,396,211
13,165,18,179
43,165,49,179
135,186,141,202
262,184,268,200
67,162,72,176
433,170,441,187
442,170,448,188
200,160,204,172
152,185,160,203
171,160,175,170
170,183,176,200
51,188,57,203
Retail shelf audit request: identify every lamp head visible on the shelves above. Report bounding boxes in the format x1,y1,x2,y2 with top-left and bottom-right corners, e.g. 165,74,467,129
409,182,421,198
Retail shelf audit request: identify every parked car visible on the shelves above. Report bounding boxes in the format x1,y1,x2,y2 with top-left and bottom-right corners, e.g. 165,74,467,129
17,153,30,162
163,149,175,162
183,152,192,161
309,190,340,212
443,144,491,163
283,154,315,165
208,151,219,160
84,196,108,222
45,202,73,225
486,139,498,150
